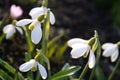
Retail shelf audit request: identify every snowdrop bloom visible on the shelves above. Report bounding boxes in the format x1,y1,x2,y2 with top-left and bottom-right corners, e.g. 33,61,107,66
67,38,95,69
16,18,42,44
10,4,23,18
102,43,119,62
19,59,47,79
3,24,23,39
29,6,55,25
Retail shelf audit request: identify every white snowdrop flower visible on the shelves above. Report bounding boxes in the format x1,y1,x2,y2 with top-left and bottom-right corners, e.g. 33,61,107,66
102,43,119,62
29,6,55,25
16,18,42,44
67,38,95,69
19,59,47,79
3,24,23,39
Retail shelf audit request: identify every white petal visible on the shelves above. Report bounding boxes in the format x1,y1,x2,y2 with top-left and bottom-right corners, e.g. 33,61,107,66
88,50,95,69
29,7,44,16
102,45,118,57
37,63,47,79
71,44,89,58
3,24,13,33
111,49,119,62
29,7,46,19
19,59,36,72
67,38,87,48
16,19,33,26
102,43,114,50
31,22,42,44
50,11,55,25
16,27,23,35
3,24,15,39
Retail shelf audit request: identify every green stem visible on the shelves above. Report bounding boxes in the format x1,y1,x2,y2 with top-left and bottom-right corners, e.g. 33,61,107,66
79,63,89,80
108,58,120,80
42,0,48,7
89,38,101,80
23,26,34,52
0,14,9,30
41,10,51,79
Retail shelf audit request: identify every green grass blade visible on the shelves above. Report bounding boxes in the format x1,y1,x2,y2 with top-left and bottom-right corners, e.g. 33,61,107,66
0,69,13,80
51,66,81,80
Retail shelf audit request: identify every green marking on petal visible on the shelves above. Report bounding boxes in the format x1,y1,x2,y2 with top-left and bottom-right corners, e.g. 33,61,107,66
31,66,37,72
29,24,35,30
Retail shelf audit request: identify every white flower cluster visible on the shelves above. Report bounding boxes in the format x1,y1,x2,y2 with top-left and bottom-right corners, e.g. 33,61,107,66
3,6,55,45
67,38,119,69
16,6,55,44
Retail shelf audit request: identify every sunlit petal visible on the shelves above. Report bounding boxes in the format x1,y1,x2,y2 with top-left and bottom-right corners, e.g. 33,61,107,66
16,27,23,35
29,7,46,19
16,19,33,26
102,45,117,57
31,22,42,44
71,44,89,58
29,7,44,16
37,63,47,79
50,11,55,25
111,49,119,62
3,25,16,39
88,50,95,69
19,59,36,72
67,38,87,48
102,43,114,50
3,24,13,33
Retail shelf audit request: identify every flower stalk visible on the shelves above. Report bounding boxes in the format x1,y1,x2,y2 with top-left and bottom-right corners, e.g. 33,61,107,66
89,32,101,80
79,63,89,80
108,58,120,80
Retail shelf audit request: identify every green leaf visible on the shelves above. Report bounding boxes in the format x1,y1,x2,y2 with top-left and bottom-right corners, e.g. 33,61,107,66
0,58,24,80
62,63,70,70
0,69,13,80
0,34,5,44
51,66,81,80
46,43,57,58
95,66,105,80
54,43,67,61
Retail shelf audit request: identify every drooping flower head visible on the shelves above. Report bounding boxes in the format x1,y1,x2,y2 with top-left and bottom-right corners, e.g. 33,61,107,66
10,4,23,18
17,19,42,44
102,43,119,62
29,6,55,25
19,59,47,79
16,6,55,44
3,20,23,39
67,38,96,69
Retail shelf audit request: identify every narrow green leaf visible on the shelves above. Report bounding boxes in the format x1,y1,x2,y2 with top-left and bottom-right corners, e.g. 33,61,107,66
0,69,13,80
95,66,105,80
0,58,24,80
0,34,5,44
55,43,67,61
62,63,70,70
46,43,57,58
51,66,81,80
